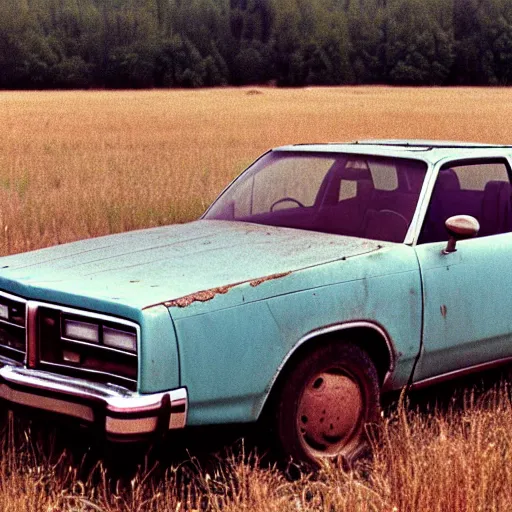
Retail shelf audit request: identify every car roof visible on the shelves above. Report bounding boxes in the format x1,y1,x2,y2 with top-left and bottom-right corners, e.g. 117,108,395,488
275,140,512,166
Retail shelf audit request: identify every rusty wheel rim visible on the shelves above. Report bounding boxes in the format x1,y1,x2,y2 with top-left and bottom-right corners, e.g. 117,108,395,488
297,369,364,457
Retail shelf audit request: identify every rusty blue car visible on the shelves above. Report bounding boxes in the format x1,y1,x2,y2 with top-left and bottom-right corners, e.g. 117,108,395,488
0,140,509,464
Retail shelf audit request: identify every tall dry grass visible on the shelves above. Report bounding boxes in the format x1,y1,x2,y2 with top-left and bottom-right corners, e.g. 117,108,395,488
1,87,512,254
1,87,512,509
1,382,512,511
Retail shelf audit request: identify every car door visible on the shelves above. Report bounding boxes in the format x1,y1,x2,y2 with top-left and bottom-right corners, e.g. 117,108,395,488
413,157,512,382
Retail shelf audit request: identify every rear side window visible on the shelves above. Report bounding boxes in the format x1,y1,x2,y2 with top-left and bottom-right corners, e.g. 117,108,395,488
419,159,512,243
345,159,398,191
449,162,509,190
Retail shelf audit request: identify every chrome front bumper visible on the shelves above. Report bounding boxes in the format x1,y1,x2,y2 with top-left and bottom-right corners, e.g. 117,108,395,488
0,363,187,439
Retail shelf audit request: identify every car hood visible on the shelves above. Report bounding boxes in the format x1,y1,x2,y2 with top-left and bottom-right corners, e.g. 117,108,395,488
0,220,387,310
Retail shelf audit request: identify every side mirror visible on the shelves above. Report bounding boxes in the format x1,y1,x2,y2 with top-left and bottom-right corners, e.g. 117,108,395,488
443,215,480,254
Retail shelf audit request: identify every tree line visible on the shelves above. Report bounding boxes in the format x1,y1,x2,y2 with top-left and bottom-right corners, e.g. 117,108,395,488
1,0,512,89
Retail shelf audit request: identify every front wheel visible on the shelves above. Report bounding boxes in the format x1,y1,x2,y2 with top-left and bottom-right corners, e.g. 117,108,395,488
274,342,380,466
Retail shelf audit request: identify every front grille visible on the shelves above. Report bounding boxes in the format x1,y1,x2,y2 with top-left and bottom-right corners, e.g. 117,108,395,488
0,291,138,390
0,293,26,362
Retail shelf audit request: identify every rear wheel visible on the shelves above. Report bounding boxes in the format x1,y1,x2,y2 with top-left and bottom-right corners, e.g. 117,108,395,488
274,342,380,466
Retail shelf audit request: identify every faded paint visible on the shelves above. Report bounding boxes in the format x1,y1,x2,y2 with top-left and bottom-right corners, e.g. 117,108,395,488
175,244,423,426
0,220,389,313
413,234,512,382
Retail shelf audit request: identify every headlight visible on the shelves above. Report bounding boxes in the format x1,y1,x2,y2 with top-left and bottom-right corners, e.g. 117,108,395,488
104,326,137,353
0,299,25,326
62,316,137,354
63,319,99,343
0,304,8,321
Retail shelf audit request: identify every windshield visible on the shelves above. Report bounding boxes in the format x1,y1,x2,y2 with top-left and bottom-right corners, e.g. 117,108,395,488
205,151,428,243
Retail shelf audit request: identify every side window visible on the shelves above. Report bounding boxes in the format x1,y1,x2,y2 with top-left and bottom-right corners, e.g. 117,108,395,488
337,159,399,202
338,180,357,201
419,159,512,243
368,161,398,191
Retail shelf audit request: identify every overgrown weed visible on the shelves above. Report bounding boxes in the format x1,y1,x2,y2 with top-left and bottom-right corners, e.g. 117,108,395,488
0,382,509,510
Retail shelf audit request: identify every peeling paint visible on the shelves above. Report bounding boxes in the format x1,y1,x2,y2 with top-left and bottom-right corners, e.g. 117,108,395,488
165,271,292,308
165,283,242,308
249,272,291,288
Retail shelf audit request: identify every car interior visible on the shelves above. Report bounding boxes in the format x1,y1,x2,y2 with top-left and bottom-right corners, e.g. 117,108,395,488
419,163,512,243
235,156,427,243
208,153,512,245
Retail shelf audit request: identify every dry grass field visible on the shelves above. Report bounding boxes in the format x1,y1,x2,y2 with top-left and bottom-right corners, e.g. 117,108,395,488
2,87,512,510
1,86,512,255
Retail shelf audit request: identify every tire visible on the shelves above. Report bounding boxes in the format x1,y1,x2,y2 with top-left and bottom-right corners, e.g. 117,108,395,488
274,341,380,466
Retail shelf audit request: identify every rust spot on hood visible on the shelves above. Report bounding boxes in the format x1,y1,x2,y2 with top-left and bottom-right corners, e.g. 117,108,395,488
165,282,242,308
165,271,292,308
249,271,291,287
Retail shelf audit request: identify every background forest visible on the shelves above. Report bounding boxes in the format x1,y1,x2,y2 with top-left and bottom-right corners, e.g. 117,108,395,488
1,0,512,89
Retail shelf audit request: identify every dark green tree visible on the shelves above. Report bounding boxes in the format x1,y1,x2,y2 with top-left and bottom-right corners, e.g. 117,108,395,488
385,0,454,85
0,0,512,88
347,0,387,83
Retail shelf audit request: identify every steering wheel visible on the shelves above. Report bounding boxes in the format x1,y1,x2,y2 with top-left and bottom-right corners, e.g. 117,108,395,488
378,209,409,227
375,209,410,242
270,197,305,212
